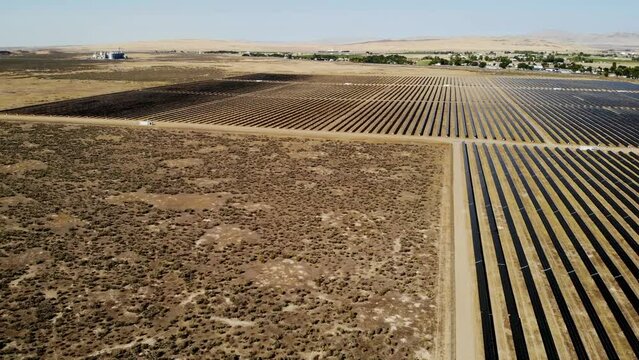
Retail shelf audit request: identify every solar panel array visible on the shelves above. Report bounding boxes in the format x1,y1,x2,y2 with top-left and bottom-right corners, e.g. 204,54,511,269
4,74,637,146
464,144,638,358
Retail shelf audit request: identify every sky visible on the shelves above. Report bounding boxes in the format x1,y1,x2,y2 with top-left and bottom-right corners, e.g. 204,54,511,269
1,0,638,47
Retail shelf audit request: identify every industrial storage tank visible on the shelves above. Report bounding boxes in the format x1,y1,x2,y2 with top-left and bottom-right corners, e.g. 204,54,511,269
92,50,127,60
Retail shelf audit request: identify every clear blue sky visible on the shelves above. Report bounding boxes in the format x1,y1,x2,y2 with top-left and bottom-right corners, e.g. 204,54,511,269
1,0,638,47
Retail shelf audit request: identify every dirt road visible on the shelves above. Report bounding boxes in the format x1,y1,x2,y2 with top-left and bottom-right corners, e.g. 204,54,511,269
2,114,637,153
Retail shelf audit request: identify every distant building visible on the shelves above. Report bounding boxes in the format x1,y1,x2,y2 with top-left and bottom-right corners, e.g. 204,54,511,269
92,50,127,60
0,50,11,56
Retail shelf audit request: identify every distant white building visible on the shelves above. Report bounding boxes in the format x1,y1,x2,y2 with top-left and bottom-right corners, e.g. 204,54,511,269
92,50,127,60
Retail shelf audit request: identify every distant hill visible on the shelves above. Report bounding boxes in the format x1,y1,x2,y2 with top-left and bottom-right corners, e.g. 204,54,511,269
344,32,639,52
44,32,639,53
528,31,639,50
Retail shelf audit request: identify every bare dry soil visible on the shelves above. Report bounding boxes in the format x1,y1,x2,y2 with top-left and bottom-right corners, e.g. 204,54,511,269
0,121,449,359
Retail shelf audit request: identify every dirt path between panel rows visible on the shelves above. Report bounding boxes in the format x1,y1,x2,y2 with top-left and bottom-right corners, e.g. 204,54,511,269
435,142,455,360
453,143,479,359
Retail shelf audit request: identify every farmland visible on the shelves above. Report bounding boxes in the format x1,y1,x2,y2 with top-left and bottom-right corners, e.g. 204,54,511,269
1,61,638,359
